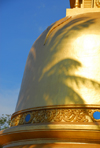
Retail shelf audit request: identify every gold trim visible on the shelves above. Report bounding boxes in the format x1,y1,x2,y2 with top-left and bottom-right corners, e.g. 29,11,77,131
0,123,100,146
12,104,100,119
5,143,100,148
10,107,100,127
3,139,100,148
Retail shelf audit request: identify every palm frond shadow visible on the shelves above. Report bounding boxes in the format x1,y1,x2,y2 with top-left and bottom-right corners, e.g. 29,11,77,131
37,17,96,77
45,18,95,53
38,58,84,104
38,58,100,124
39,58,100,102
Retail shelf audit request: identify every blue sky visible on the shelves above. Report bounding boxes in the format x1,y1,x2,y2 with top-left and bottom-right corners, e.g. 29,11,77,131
0,0,70,116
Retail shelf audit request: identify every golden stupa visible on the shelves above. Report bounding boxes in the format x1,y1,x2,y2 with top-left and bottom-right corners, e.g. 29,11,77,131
0,0,100,147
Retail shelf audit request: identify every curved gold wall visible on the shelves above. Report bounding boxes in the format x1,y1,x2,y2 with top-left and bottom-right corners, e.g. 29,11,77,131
15,12,100,112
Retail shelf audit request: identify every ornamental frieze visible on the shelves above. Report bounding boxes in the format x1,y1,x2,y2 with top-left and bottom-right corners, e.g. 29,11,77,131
10,108,100,127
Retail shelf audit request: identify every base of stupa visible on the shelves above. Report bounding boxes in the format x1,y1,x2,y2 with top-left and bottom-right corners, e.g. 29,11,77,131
0,122,100,148
3,143,100,148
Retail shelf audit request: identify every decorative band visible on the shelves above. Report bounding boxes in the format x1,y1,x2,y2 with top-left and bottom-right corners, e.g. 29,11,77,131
12,105,100,119
10,108,100,127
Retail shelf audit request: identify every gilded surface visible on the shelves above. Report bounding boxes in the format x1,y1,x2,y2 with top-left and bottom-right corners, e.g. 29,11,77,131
96,0,100,7
10,108,100,127
15,12,100,112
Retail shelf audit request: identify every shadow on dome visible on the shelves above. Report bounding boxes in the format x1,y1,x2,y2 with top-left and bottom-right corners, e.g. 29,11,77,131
15,14,100,126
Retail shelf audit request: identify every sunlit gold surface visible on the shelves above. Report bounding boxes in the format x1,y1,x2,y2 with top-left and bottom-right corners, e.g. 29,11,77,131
75,0,80,8
70,0,100,9
66,8,100,16
4,144,100,148
15,12,100,112
0,122,100,147
2,139,100,148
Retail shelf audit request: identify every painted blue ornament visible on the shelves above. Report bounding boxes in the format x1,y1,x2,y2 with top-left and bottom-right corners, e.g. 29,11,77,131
25,114,31,122
93,111,100,120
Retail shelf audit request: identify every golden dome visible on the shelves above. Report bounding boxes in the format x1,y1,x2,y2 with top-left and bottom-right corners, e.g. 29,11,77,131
15,12,100,112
